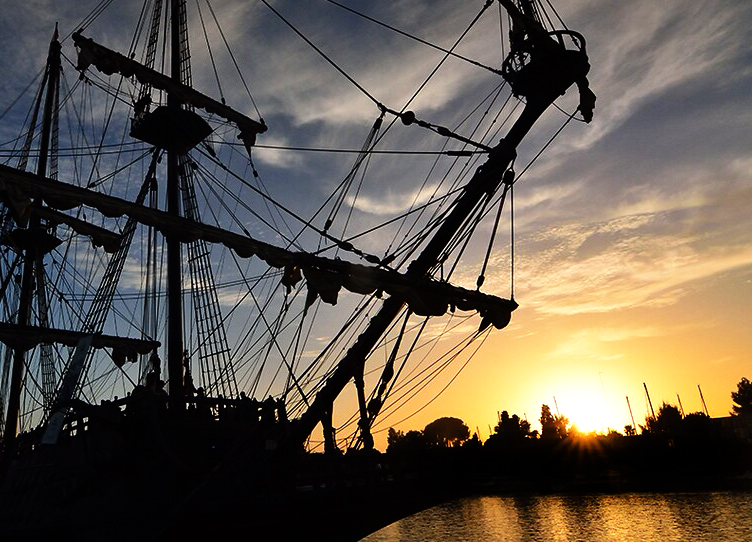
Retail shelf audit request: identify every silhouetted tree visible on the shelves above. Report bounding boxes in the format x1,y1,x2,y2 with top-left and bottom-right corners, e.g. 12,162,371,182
731,377,752,416
495,411,535,441
423,417,470,448
682,411,712,437
462,432,483,451
658,403,683,432
485,410,537,450
624,424,636,436
387,428,403,449
386,428,427,454
540,404,568,440
642,403,682,436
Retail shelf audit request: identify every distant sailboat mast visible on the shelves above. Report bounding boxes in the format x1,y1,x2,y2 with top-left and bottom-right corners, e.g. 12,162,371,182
698,384,710,416
626,395,636,429
644,382,656,418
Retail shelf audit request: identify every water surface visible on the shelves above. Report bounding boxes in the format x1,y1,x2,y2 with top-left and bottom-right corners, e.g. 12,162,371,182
361,491,752,541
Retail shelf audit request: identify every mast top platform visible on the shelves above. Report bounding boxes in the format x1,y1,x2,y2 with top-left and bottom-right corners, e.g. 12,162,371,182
72,32,267,144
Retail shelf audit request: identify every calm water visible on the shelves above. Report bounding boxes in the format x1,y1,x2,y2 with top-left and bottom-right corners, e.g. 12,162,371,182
361,491,752,541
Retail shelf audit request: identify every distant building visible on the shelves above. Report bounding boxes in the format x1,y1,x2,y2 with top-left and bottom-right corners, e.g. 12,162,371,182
712,415,752,444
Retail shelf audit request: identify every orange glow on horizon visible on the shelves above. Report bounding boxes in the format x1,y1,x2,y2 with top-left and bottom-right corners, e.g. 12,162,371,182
551,383,620,434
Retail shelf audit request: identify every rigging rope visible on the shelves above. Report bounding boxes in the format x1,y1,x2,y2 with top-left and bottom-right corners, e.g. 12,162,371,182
477,169,513,289
0,70,44,126
324,0,503,76
543,0,569,30
247,154,296,242
198,148,386,264
513,109,577,181
386,86,517,270
204,0,263,120
510,172,515,299
258,0,381,107
195,0,225,104
324,113,383,235
190,168,324,402
392,0,494,115
375,328,490,432
229,143,476,156
78,0,117,32
498,1,506,65
385,82,511,255
195,159,302,249
337,316,487,446
260,0,493,120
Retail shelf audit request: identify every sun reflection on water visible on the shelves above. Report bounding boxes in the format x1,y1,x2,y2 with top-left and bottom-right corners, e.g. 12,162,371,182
362,492,752,541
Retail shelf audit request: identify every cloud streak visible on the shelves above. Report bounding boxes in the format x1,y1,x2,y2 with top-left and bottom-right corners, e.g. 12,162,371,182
515,207,752,315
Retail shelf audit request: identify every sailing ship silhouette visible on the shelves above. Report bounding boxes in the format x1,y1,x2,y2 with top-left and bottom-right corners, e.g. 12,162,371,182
0,1,594,539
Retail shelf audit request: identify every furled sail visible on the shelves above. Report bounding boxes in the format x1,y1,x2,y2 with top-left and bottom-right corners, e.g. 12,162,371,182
72,32,267,143
34,206,121,253
0,163,516,328
0,322,158,356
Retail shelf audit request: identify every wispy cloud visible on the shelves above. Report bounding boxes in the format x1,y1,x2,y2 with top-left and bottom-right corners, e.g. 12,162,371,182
346,182,441,215
565,2,748,153
252,135,305,169
515,210,752,315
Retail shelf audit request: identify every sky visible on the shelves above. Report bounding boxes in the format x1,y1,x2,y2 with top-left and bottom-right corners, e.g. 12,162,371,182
1,0,751,447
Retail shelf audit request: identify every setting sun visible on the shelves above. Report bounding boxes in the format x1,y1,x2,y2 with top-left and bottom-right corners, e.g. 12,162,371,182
552,384,620,434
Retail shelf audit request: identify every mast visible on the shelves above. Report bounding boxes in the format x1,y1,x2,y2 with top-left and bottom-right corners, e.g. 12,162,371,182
289,2,596,449
3,27,61,450
5,3,595,454
626,395,636,430
166,0,184,399
644,382,655,418
72,1,267,399
698,384,709,416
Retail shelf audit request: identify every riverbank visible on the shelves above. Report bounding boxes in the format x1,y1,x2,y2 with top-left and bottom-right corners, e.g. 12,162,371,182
379,431,752,500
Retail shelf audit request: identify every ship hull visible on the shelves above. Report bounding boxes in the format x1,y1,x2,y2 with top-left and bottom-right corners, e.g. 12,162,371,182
0,402,463,541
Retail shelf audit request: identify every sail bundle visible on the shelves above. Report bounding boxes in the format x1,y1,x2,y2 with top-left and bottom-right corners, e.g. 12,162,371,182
0,322,158,356
72,33,266,144
0,164,517,329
